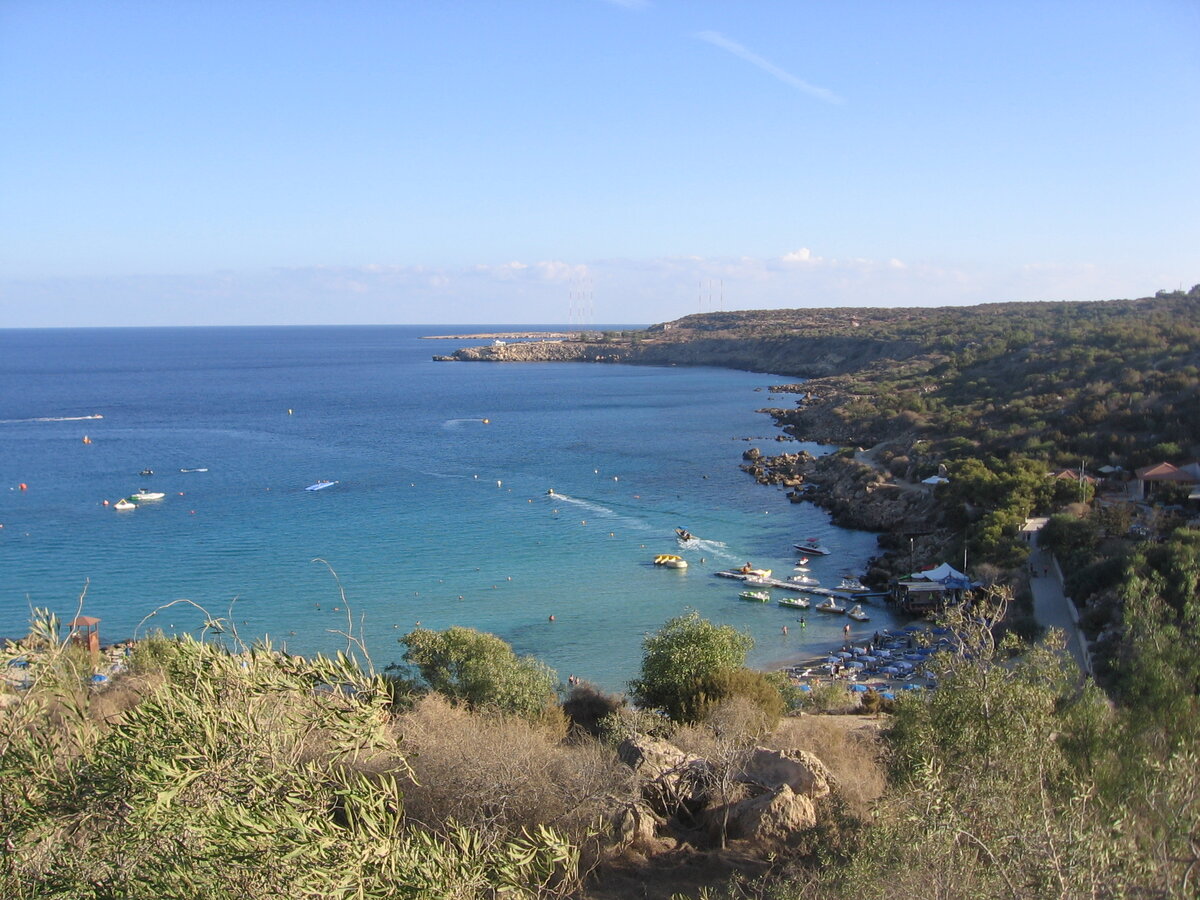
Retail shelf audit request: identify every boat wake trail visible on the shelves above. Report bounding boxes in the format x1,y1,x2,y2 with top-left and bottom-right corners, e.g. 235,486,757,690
0,414,105,424
441,418,490,428
548,493,655,533
685,538,738,562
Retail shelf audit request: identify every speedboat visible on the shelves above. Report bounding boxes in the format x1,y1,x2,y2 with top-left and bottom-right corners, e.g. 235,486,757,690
675,527,694,543
788,574,819,586
113,498,136,511
847,604,870,622
654,554,688,569
132,489,165,501
815,597,846,614
305,480,339,491
838,576,868,592
777,596,810,610
138,469,154,477
739,589,771,603
794,539,831,556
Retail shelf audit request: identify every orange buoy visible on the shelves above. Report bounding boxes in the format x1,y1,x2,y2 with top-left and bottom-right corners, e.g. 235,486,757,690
19,483,27,491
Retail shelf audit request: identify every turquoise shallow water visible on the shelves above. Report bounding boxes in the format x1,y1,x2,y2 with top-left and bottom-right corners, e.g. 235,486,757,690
0,326,896,690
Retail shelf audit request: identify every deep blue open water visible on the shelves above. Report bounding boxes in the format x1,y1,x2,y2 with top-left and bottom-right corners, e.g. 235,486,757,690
0,326,894,690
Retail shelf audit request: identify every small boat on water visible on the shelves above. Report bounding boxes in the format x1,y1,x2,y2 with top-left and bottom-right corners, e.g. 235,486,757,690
138,469,154,477
794,539,831,556
739,589,771,603
815,597,846,614
179,467,209,473
654,554,688,569
838,576,868,592
305,480,339,491
132,490,165,501
675,527,694,542
113,498,136,511
777,596,810,610
847,604,870,622
788,574,819,586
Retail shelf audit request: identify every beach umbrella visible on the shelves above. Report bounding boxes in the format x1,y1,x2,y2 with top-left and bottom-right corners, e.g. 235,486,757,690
826,656,840,664
882,666,899,675
837,650,853,659
846,660,865,669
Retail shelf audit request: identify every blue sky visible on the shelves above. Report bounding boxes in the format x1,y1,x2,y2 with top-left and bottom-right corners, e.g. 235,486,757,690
1,1,1197,326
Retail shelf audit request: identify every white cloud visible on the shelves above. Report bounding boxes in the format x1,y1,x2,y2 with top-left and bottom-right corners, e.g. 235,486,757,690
694,31,842,104
0,252,1164,327
782,247,817,264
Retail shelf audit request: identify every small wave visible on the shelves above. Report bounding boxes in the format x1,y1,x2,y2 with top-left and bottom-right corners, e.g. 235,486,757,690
0,414,104,424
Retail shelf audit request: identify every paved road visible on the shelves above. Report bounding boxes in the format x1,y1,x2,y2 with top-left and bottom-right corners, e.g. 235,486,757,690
1027,537,1092,678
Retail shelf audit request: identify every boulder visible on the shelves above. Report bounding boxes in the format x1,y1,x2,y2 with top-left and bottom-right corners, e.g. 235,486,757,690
617,733,691,780
743,447,762,461
610,800,666,848
724,784,816,843
618,733,712,815
739,747,835,799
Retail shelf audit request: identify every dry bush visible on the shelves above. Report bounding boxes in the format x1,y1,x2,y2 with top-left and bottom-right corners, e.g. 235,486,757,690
562,681,624,738
395,694,632,838
671,696,774,761
767,716,888,818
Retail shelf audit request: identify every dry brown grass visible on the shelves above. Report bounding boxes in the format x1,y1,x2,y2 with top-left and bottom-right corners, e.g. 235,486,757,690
767,715,888,816
395,694,633,838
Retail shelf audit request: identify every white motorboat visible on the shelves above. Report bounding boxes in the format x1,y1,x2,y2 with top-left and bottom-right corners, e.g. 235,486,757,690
794,539,831,556
788,574,819,586
305,480,339,491
739,589,771,603
838,576,868,592
113,498,136,511
132,490,165,501
777,596,810,610
815,597,846,614
847,604,870,622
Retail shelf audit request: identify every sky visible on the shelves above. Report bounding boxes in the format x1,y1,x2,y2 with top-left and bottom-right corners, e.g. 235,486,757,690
1,0,1197,327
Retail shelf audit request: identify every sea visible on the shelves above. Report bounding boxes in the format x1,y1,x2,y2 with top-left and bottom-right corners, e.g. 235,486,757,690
0,325,897,691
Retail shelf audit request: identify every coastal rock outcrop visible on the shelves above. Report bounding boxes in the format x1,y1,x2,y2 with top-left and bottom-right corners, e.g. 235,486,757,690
721,784,817,843
614,732,834,849
738,747,835,799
